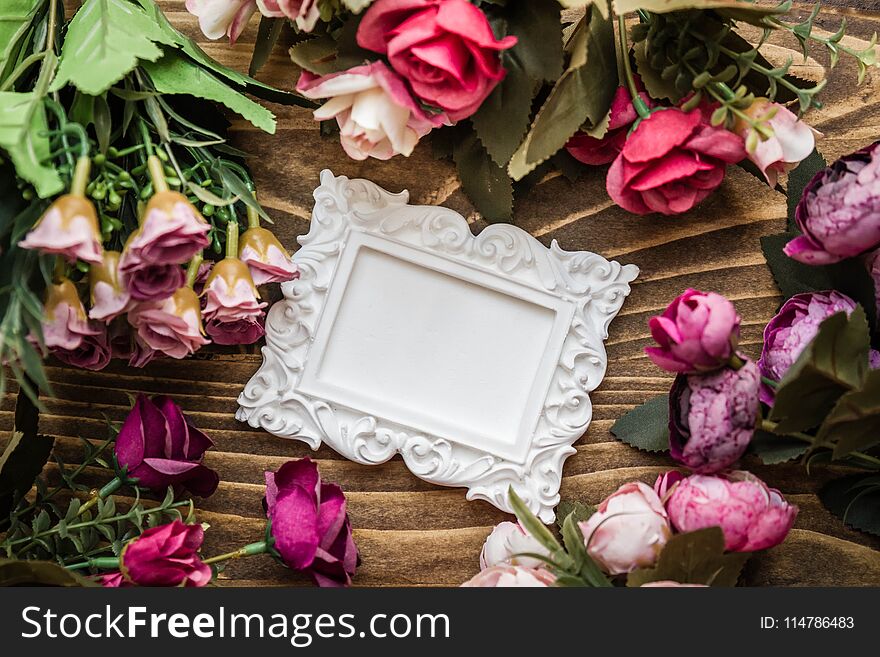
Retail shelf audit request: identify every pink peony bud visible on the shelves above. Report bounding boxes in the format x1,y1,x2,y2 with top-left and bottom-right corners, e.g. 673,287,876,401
479,521,550,570
665,471,798,552
202,257,267,345
19,195,103,264
238,226,299,286
89,250,131,321
265,458,359,587
120,520,212,587
127,286,210,359
461,565,557,587
668,359,760,474
646,289,741,374
42,278,111,371
185,0,257,43
579,482,671,575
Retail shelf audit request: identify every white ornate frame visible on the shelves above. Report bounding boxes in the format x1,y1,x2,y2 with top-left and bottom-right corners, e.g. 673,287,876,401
237,171,638,522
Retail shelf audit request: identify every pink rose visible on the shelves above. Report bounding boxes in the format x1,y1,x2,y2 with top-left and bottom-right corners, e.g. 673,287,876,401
579,482,671,575
120,192,210,270
461,565,556,587
89,250,130,321
120,520,212,587
257,0,319,32
20,195,103,264
128,287,210,359
646,289,741,374
297,61,448,160
737,99,817,187
185,0,256,43
357,0,517,121
665,472,798,552
566,86,651,165
42,278,111,371
479,521,550,570
201,257,267,345
607,107,746,215
238,226,299,286
265,458,359,587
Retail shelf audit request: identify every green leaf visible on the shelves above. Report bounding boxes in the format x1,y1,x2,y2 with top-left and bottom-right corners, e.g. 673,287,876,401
614,0,785,21
508,487,563,555
785,148,825,231
817,370,880,459
769,308,871,433
508,5,616,180
748,430,808,465
53,0,177,95
0,90,63,197
819,474,880,537
453,126,513,222
0,0,43,79
250,16,284,77
610,394,670,453
626,527,750,587
555,500,596,531
142,51,276,134
0,558,100,586
290,35,356,76
634,40,680,102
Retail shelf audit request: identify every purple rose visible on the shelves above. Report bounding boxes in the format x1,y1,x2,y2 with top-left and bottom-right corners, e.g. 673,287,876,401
265,458,359,587
120,191,210,268
42,278,111,371
115,394,219,496
758,291,880,403
124,263,185,302
669,359,760,474
202,258,267,345
646,289,741,373
785,141,880,264
119,520,212,587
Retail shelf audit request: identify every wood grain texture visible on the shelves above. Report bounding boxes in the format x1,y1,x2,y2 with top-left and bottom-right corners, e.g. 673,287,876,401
3,1,879,586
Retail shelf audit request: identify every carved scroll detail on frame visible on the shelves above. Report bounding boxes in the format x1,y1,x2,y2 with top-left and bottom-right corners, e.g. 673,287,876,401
237,170,638,522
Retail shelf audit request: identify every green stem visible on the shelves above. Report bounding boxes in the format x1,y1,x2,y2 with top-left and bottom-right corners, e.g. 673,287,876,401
761,376,778,389
147,155,169,194
70,156,91,197
76,476,125,518
67,557,120,572
202,540,270,566
185,252,203,288
247,203,260,229
617,15,650,119
769,17,877,64
226,220,239,258
0,52,48,92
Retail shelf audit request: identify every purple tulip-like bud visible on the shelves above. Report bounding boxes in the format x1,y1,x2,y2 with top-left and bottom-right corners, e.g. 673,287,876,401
668,359,760,474
646,289,741,374
119,520,212,587
785,141,880,264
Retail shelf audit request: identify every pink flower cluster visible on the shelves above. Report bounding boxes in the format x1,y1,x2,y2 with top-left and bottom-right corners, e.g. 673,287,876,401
21,179,297,372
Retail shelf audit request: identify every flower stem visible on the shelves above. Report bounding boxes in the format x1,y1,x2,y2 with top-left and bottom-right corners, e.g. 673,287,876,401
247,203,260,229
76,476,125,517
186,252,204,288
761,376,778,389
147,155,169,194
226,220,239,259
617,15,650,119
202,540,270,566
66,557,120,572
70,156,91,197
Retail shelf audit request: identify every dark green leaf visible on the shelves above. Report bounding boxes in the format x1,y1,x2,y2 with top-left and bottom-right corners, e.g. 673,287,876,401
453,126,513,222
818,370,880,459
819,474,880,537
0,558,99,586
250,16,284,77
769,309,871,433
555,500,595,531
610,394,670,453
748,429,808,465
626,527,750,587
0,396,53,524
785,148,825,232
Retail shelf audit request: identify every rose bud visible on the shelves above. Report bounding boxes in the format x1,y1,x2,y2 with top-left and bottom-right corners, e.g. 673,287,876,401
785,141,880,264
736,99,818,187
296,62,448,160
665,471,798,552
479,521,550,570
758,291,880,403
668,358,760,474
460,565,557,588
566,86,652,165
115,394,219,496
89,250,130,321
579,482,671,575
606,106,746,215
185,0,257,44
52,323,112,372
99,572,130,588
265,458,359,587
127,286,210,359
257,0,320,33
239,225,298,286
202,257,267,345
653,470,685,501
124,263,186,302
119,520,212,587
42,278,111,371
356,0,517,122
646,289,741,374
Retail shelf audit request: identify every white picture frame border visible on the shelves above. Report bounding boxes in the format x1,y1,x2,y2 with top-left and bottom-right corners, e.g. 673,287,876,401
237,170,639,522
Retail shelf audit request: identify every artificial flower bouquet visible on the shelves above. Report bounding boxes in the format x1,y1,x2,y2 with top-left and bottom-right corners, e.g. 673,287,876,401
188,0,877,221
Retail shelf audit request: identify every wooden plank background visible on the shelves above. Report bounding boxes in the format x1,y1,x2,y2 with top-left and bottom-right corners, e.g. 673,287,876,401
3,1,879,586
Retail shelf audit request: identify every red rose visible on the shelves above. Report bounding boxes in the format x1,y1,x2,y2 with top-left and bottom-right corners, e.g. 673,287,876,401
566,86,650,166
357,0,517,122
606,107,746,215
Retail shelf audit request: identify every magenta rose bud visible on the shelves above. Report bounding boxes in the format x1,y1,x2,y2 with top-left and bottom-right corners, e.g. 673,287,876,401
120,520,212,587
566,86,651,165
579,482,671,575
238,226,299,286
785,141,880,264
115,394,219,496
479,521,550,570
357,0,517,122
665,471,798,552
99,572,131,587
653,470,685,501
607,106,746,215
668,359,760,474
461,565,556,587
202,257,267,345
646,289,741,373
20,195,103,264
128,287,210,358
265,458,359,587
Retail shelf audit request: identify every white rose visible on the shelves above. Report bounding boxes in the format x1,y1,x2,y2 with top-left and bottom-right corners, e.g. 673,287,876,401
479,521,550,570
